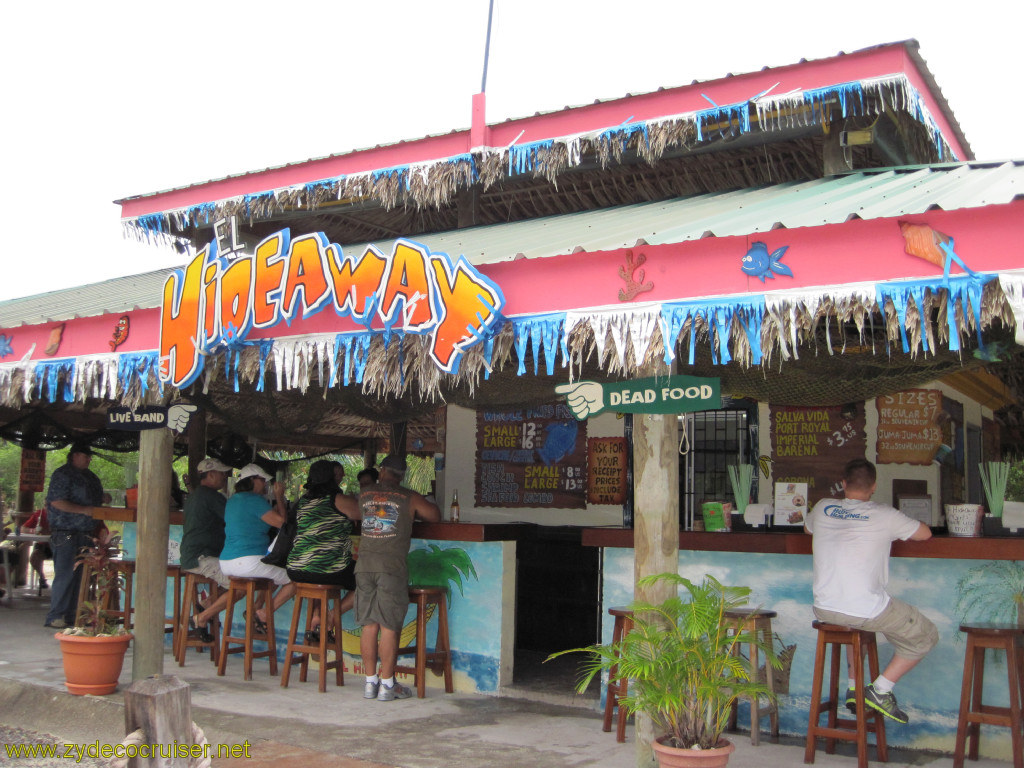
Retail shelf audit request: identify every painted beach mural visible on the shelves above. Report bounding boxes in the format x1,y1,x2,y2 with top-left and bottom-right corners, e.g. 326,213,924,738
601,548,1021,761
125,524,506,694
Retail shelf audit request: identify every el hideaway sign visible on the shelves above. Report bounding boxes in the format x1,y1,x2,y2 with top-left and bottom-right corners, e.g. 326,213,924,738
557,375,720,419
159,227,505,389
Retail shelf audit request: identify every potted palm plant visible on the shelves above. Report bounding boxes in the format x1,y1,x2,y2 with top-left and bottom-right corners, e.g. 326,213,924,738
54,539,132,695
549,572,777,768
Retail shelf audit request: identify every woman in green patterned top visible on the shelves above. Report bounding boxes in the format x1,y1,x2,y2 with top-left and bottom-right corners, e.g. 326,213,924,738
286,460,362,638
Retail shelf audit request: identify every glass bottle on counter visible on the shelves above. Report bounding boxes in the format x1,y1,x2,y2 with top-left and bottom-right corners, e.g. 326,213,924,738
450,488,460,523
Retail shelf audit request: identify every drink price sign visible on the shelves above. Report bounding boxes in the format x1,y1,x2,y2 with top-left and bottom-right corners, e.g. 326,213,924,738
475,403,588,509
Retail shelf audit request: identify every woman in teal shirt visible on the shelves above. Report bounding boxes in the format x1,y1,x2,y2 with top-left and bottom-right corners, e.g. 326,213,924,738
220,463,295,628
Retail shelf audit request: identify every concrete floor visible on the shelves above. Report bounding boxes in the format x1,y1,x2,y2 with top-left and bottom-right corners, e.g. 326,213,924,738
0,587,1015,768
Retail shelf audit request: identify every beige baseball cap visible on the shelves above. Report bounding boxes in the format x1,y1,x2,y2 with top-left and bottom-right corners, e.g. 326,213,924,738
197,457,232,474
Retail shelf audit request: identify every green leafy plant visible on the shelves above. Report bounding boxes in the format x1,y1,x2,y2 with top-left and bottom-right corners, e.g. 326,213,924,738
407,544,477,600
66,541,128,637
980,461,1011,518
548,572,778,750
955,560,1024,628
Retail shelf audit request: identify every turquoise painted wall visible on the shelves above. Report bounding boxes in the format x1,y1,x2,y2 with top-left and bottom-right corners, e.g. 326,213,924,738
122,524,506,692
601,547,1019,760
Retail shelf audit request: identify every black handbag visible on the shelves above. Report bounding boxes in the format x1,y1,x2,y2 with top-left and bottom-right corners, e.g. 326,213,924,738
261,502,297,566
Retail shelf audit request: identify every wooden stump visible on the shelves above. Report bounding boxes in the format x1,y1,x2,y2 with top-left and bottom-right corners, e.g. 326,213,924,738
124,674,191,768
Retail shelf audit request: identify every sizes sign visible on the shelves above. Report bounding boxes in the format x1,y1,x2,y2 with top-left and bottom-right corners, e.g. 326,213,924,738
876,389,943,465
475,403,587,509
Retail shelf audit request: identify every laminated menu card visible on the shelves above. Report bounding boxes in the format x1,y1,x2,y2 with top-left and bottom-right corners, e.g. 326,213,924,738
774,482,808,527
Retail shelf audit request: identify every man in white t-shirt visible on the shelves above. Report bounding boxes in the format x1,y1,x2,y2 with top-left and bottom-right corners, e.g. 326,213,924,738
804,458,937,724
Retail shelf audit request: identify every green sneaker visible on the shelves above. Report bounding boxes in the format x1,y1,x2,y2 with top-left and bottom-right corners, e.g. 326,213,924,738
844,688,857,714
864,684,908,724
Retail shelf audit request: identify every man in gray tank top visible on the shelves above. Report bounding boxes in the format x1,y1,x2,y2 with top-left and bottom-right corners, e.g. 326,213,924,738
355,454,441,701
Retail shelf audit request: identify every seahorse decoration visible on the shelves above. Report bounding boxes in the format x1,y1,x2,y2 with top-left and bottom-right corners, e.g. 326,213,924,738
44,323,65,356
617,249,655,301
110,315,130,351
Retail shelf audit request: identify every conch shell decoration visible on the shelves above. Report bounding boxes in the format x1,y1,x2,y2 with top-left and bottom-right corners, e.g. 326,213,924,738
899,221,976,278
899,221,949,268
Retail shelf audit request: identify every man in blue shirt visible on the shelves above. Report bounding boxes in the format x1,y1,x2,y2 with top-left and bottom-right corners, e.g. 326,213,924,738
44,441,105,629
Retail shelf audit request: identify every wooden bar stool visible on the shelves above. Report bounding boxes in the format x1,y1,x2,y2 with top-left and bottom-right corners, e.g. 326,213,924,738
805,621,888,768
953,623,1024,768
104,559,136,629
177,571,222,666
395,586,453,698
75,547,121,617
166,564,182,657
724,608,779,745
217,576,278,680
281,582,345,692
76,557,101,613
602,607,634,742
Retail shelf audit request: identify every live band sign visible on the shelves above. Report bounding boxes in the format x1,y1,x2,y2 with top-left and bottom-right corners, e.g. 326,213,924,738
107,405,168,430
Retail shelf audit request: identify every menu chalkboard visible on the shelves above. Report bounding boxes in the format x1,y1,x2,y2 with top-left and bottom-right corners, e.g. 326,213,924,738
770,404,867,506
876,389,943,465
476,404,587,509
587,437,627,505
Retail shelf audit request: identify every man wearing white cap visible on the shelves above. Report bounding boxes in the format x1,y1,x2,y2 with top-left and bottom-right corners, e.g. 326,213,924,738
220,463,295,628
180,457,233,636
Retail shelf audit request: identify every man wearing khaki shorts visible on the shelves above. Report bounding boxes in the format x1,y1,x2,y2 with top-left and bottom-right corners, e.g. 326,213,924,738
355,455,440,701
805,458,937,724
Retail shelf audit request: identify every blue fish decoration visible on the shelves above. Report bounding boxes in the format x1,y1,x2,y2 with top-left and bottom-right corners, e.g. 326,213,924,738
537,420,578,466
741,242,792,282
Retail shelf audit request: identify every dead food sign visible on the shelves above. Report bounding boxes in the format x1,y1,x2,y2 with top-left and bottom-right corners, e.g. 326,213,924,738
557,375,720,419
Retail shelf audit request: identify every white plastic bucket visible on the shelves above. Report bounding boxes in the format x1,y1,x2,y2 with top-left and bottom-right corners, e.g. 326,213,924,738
945,504,982,537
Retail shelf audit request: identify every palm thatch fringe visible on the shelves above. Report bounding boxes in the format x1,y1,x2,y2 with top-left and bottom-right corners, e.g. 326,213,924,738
124,76,953,243
0,274,1014,408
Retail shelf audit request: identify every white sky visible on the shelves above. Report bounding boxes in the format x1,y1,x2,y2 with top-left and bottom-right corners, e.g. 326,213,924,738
1,0,1020,302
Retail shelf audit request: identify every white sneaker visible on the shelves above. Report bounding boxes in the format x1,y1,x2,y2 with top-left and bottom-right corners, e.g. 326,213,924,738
363,680,380,699
377,681,412,701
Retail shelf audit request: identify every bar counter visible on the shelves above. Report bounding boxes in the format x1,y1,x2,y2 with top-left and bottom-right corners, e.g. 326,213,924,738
581,527,1024,560
589,526,1024,757
95,507,533,544
114,512,527,694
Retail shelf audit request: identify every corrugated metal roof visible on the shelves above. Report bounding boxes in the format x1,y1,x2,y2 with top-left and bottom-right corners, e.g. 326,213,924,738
0,270,174,328
7,161,1021,329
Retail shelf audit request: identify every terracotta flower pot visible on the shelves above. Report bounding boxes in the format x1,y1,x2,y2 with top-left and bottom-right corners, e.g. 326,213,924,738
651,737,735,768
55,631,132,696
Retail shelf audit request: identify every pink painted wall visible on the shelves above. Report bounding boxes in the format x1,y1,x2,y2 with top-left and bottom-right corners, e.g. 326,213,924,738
121,43,960,221
6,202,1020,362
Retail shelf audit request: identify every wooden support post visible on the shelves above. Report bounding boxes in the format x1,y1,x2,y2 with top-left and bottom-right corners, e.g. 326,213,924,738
186,408,207,491
14,447,43,581
632,410,680,768
390,421,408,459
133,428,173,680
124,675,191,768
823,117,853,176
363,439,377,469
